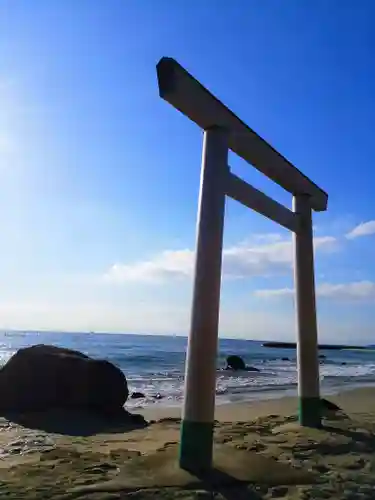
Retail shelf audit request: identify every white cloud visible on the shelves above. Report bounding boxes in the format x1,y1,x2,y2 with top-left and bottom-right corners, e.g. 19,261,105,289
346,220,375,240
105,249,194,283
104,235,338,283
255,280,375,301
255,288,294,298
224,235,337,279
249,233,283,243
318,281,375,299
313,235,339,251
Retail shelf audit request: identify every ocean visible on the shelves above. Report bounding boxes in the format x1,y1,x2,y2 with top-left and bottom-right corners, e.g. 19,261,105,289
1,331,375,409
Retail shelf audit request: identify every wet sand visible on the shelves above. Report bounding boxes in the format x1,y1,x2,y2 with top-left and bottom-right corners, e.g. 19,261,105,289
1,387,375,499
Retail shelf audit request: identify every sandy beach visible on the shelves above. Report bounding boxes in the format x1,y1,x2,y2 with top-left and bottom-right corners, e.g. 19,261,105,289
1,387,375,499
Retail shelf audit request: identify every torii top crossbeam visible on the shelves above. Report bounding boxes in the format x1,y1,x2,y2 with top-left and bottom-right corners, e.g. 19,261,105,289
156,57,328,213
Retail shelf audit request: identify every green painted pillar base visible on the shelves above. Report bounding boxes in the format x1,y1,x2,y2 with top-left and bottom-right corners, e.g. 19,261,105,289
179,419,214,471
298,397,322,428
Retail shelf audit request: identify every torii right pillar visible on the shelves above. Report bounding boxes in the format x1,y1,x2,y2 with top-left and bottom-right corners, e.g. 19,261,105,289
293,194,321,428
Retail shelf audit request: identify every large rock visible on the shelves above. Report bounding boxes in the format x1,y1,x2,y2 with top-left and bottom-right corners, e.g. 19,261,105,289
0,344,128,414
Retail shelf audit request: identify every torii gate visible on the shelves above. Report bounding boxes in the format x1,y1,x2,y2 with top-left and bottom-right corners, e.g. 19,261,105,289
156,57,328,472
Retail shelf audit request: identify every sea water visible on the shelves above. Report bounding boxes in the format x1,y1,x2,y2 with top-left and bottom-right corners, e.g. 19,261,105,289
1,331,375,408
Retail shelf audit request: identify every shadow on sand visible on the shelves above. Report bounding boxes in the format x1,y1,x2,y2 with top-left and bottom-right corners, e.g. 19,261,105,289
68,444,314,500
0,408,148,436
187,467,263,500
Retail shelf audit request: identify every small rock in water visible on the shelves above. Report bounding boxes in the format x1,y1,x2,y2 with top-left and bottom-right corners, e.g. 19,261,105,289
131,392,146,399
226,355,246,371
153,393,163,400
225,355,260,372
245,366,260,372
281,357,290,361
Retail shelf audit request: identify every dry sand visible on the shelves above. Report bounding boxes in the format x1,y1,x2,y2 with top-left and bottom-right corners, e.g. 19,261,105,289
1,388,375,499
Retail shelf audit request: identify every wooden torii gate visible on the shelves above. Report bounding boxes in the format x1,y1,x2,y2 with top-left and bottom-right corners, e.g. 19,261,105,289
156,57,328,472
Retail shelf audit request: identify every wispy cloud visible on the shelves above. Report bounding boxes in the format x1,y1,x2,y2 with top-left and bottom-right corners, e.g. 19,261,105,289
248,233,283,243
105,249,194,283
254,288,294,298
255,280,375,301
346,220,375,240
104,234,338,284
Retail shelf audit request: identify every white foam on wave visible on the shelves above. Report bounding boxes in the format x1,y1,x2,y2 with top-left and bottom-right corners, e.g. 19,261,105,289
320,363,375,378
127,358,375,408
0,349,14,367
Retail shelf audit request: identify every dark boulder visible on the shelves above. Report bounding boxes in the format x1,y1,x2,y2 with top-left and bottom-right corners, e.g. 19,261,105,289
281,357,290,362
0,344,128,414
131,392,146,399
319,354,326,360
153,393,163,400
226,355,246,371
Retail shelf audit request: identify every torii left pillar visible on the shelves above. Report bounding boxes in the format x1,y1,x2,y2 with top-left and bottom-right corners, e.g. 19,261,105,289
179,127,229,471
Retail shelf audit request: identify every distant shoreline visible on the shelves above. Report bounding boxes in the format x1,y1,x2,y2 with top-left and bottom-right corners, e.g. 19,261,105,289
1,330,373,347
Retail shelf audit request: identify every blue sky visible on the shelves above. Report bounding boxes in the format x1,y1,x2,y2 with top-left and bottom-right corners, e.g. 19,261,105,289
0,1,374,342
